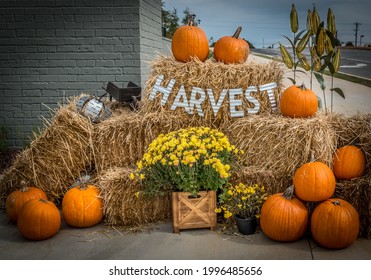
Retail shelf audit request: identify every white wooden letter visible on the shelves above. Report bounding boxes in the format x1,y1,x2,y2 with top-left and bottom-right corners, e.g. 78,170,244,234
245,86,260,114
149,74,176,106
170,85,191,114
259,82,278,111
229,88,244,118
189,87,205,117
207,88,228,116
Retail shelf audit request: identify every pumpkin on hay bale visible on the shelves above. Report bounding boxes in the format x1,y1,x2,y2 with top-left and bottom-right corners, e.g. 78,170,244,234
96,167,172,226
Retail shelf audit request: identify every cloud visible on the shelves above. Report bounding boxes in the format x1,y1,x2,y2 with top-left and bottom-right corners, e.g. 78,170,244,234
163,0,371,47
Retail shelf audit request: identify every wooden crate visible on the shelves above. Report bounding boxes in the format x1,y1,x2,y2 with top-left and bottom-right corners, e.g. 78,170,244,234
171,190,217,233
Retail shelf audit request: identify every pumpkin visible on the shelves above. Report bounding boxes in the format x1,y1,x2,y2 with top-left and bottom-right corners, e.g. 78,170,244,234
280,84,318,118
333,145,366,180
5,181,47,223
17,198,61,240
294,158,335,202
260,186,308,242
62,184,103,228
311,198,359,249
213,26,249,64
171,19,209,63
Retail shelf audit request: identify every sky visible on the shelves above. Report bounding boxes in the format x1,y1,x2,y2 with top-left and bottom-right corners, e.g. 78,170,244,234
162,0,371,48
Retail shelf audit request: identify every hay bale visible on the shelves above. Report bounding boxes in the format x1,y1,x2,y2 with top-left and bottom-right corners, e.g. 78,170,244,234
330,113,371,163
0,97,94,203
92,109,193,173
334,174,371,239
230,166,292,195
97,167,171,226
226,112,337,176
142,56,284,128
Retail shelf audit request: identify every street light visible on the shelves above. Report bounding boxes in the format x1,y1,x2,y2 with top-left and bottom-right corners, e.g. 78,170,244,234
360,35,364,46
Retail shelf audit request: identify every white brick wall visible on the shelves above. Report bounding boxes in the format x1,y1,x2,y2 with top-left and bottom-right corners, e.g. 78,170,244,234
0,0,162,148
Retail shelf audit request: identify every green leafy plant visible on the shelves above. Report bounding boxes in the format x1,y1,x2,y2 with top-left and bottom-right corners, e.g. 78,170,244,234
131,126,242,196
280,4,345,113
216,183,268,219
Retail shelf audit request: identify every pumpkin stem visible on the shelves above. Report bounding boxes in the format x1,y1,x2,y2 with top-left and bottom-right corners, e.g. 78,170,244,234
298,83,307,91
332,200,340,206
309,150,315,162
282,185,294,200
39,198,48,203
20,180,29,192
187,15,195,26
233,26,242,39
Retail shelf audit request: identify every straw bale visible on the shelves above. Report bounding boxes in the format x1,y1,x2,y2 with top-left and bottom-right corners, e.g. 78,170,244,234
0,96,94,203
226,112,338,176
329,113,371,163
97,167,171,226
334,174,371,239
142,55,284,128
230,166,292,195
92,109,192,173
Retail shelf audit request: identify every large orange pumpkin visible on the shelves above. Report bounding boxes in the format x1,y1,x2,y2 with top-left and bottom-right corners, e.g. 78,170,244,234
5,182,47,223
17,198,61,240
260,186,308,242
213,26,249,64
333,145,366,180
280,84,318,118
171,19,209,63
311,198,359,249
62,184,103,228
294,160,335,202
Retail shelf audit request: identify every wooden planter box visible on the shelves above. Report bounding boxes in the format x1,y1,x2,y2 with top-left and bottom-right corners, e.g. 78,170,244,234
171,190,217,233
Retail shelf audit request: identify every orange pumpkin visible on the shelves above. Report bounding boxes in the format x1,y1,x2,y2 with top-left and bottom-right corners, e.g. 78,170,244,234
260,186,308,242
62,184,103,228
333,145,366,180
311,198,359,249
17,198,61,240
280,84,318,118
294,160,335,202
5,182,47,223
171,19,209,63
213,26,249,64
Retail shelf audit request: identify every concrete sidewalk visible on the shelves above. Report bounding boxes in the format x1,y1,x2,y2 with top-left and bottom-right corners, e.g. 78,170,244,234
0,211,370,260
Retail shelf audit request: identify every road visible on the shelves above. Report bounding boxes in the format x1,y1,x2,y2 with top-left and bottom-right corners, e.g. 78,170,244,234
252,48,371,80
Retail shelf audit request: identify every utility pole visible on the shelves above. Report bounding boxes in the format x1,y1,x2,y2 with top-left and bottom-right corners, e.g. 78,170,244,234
354,22,362,46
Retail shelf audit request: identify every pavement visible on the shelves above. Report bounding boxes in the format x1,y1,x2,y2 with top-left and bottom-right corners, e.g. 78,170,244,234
0,54,370,261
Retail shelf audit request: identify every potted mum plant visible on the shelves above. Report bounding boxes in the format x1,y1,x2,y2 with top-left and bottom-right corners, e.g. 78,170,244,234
216,183,268,235
131,126,242,233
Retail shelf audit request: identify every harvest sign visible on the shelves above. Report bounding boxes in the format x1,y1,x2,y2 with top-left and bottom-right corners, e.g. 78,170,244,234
149,75,278,117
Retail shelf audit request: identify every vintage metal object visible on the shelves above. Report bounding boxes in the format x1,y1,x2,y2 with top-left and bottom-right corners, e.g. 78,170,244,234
103,81,141,110
76,95,112,123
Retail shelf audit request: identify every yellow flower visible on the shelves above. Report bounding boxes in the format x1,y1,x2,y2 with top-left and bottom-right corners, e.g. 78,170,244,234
215,208,222,213
139,174,145,180
134,191,140,198
129,173,135,180
224,210,233,219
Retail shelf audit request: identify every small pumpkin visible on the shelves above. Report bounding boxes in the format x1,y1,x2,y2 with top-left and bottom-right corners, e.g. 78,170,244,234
260,186,308,242
294,156,335,202
17,198,61,240
5,181,47,223
213,26,249,64
333,145,366,180
62,183,103,228
280,84,318,118
311,198,359,249
171,18,209,63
